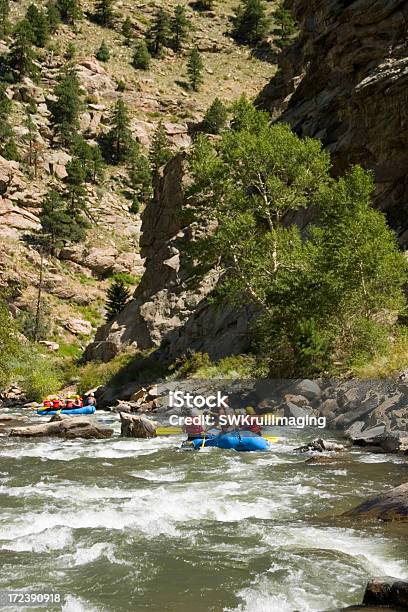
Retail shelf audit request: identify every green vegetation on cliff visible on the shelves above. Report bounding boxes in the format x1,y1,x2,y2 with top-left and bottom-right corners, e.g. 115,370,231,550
187,100,407,376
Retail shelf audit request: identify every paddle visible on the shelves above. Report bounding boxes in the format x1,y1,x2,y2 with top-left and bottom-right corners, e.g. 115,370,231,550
155,426,279,443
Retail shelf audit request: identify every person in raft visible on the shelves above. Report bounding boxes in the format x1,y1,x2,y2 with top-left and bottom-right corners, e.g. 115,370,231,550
74,395,83,408
216,397,237,433
52,397,62,410
240,406,262,436
85,392,96,407
65,397,74,409
183,407,206,441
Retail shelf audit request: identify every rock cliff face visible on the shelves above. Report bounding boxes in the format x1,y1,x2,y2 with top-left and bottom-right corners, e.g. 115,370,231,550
256,0,408,243
84,154,254,363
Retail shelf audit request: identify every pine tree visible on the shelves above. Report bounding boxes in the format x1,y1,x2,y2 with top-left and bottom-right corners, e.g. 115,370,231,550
9,19,38,81
121,16,133,45
232,0,269,45
272,4,297,49
96,40,110,62
187,47,204,91
0,81,11,120
0,0,10,37
64,158,87,214
105,279,130,321
51,67,82,143
149,121,172,172
39,190,88,252
26,4,50,47
46,1,61,33
23,107,39,168
65,42,77,60
132,39,151,70
202,97,228,134
71,135,104,183
148,8,171,57
106,98,133,163
171,5,190,53
0,85,18,161
95,0,115,27
57,0,82,25
127,143,152,207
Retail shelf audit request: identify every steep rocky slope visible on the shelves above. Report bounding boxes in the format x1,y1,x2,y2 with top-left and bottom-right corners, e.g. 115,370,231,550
256,0,408,242
85,154,255,362
1,0,274,350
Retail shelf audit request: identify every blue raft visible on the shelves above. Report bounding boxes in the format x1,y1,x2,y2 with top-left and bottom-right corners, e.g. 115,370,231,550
188,430,270,452
36,406,96,416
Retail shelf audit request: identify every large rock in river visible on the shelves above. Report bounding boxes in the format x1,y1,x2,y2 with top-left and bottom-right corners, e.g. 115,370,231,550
8,414,113,439
343,483,408,522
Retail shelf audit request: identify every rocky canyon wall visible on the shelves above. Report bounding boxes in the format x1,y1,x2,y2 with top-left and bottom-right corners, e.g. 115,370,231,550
256,0,408,242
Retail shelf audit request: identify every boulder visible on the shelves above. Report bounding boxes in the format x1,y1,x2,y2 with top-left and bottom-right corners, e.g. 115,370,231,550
63,318,93,336
343,483,408,522
8,414,113,439
38,341,60,351
284,393,309,407
363,578,408,608
283,401,315,419
120,412,158,438
294,379,321,402
295,438,346,453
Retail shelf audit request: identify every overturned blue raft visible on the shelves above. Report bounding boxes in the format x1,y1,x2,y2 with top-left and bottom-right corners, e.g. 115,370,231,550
187,430,270,452
36,406,96,416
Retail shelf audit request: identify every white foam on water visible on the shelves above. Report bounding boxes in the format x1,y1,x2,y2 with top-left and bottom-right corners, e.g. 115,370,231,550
3,526,73,553
130,468,185,482
357,453,406,464
62,595,99,612
227,570,332,612
260,524,408,579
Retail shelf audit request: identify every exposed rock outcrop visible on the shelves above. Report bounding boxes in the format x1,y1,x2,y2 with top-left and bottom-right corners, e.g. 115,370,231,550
84,154,254,363
256,0,408,243
343,483,408,522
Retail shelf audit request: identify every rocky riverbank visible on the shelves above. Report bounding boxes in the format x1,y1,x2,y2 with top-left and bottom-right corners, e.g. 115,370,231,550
93,375,408,453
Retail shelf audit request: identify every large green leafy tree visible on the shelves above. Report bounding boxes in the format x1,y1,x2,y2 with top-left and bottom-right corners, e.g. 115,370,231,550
50,67,82,143
9,19,38,81
187,99,407,375
232,0,269,45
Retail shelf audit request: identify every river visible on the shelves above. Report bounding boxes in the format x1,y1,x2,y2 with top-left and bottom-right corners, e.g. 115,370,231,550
0,410,407,612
